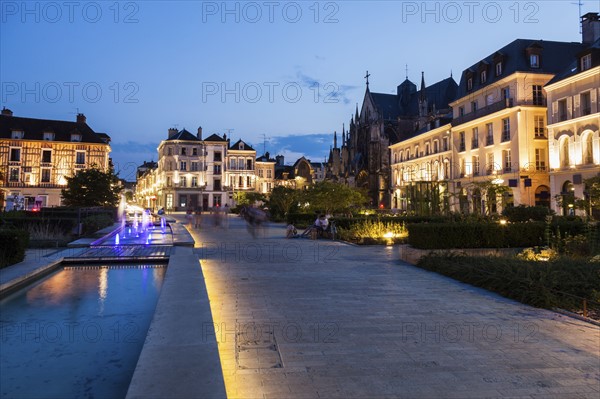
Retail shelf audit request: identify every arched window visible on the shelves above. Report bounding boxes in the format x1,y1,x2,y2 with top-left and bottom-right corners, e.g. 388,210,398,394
582,132,593,164
560,136,570,167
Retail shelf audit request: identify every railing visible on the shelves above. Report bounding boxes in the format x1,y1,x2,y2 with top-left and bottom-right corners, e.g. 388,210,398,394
452,98,513,126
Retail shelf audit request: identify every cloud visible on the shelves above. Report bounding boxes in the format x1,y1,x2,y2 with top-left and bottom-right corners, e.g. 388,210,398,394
251,133,332,164
293,70,358,105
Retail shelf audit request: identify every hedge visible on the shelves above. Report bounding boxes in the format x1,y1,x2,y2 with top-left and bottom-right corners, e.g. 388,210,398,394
0,229,30,268
82,214,115,235
417,254,600,311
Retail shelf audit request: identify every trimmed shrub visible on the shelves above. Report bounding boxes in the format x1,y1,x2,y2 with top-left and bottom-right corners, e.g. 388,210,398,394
82,214,115,235
502,205,552,222
416,254,600,311
0,229,30,268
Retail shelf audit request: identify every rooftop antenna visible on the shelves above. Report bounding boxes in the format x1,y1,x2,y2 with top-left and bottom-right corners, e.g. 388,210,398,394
572,1,584,33
405,64,409,80
261,133,271,155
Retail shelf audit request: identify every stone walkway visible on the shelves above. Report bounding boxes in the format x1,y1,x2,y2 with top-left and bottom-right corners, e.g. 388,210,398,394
184,215,599,399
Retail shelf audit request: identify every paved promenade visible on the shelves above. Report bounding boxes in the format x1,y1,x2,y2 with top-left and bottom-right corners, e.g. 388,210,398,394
187,215,599,399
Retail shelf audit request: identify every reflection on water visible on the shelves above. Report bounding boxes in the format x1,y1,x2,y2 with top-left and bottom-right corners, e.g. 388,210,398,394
1,265,166,399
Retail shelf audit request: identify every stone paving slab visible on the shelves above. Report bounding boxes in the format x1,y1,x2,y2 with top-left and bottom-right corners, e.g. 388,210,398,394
185,216,600,399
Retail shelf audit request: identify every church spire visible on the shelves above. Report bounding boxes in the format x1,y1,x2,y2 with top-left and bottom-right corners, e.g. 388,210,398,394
334,131,338,149
355,103,359,121
420,71,426,101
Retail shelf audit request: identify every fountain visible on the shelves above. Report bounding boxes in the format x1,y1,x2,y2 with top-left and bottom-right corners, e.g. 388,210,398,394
115,233,120,245
160,217,166,234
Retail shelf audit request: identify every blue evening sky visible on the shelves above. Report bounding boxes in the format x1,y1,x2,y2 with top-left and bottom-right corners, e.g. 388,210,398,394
1,1,599,180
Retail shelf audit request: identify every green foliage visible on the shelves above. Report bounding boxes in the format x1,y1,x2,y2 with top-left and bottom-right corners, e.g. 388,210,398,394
502,205,553,222
336,219,407,244
267,186,300,221
234,191,267,206
26,222,70,248
299,181,368,215
82,214,115,235
0,229,30,268
61,167,121,207
417,254,600,311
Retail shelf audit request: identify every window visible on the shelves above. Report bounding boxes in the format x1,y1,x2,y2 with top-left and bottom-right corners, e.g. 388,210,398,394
180,177,187,187
443,137,449,151
503,149,512,172
42,150,52,163
167,147,172,156
9,167,19,182
166,177,172,187
443,161,450,180
425,143,430,156
214,179,221,191
166,193,173,209
558,99,568,121
76,151,85,165
495,62,502,76
267,169,272,178
247,176,251,187
581,92,591,116
214,152,222,162
9,148,21,162
486,123,494,145
214,164,221,174
238,176,243,187
459,132,466,152
258,169,264,178
532,85,544,105
471,101,478,113
472,127,479,148
480,70,487,84
433,140,439,153
472,155,480,176
460,159,466,177
502,86,510,101
458,106,465,117
43,132,54,141
501,118,510,142
560,137,570,167
583,133,594,164
246,159,253,170
192,148,198,156
487,153,495,175
71,134,82,142
467,78,473,91
534,116,545,138
581,53,592,71
181,147,187,156
238,159,245,170
180,161,187,171
530,54,539,68
11,130,24,139
191,162,199,171
41,168,51,183
535,148,546,171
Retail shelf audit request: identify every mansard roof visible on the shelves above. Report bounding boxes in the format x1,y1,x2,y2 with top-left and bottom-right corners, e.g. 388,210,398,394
165,129,200,141
456,39,587,98
203,133,227,142
0,114,107,143
547,37,600,85
229,139,255,151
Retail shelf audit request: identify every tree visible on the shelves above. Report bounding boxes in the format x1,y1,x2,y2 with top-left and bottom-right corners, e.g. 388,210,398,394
233,191,267,207
61,167,121,207
267,186,299,220
300,181,368,215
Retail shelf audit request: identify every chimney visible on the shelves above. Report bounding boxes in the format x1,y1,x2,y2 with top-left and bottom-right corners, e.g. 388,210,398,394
582,12,600,44
276,155,284,166
265,151,270,159
168,127,178,138
197,126,203,140
76,113,86,123
1,107,13,116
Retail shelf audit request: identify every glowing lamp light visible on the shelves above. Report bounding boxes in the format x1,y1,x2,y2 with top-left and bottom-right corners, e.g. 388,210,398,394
499,219,508,226
383,232,394,239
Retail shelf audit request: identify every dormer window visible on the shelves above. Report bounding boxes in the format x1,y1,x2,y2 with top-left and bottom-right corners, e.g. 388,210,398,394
43,132,54,141
480,70,487,84
530,54,540,68
467,77,473,91
495,62,502,76
11,130,24,139
581,53,592,71
240,143,245,150
71,133,82,142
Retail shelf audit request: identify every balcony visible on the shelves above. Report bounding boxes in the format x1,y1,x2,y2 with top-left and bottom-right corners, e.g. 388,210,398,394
452,98,513,126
